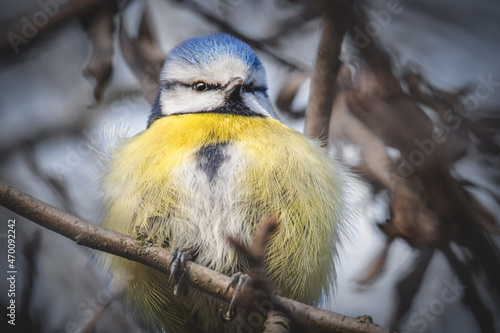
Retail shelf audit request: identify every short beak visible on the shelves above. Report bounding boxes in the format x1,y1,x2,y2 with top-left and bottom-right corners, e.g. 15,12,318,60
225,77,243,99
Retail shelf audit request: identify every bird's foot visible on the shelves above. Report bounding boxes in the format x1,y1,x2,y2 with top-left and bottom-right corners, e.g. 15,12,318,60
220,272,250,323
168,247,192,296
219,216,280,324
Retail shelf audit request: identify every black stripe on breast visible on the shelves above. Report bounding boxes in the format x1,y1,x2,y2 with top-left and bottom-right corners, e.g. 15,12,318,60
196,142,229,182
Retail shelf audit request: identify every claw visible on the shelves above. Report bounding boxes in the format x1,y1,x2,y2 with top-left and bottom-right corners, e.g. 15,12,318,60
220,272,246,323
169,247,178,265
168,251,182,286
173,252,190,295
168,248,192,295
226,272,243,293
173,270,186,296
220,301,237,323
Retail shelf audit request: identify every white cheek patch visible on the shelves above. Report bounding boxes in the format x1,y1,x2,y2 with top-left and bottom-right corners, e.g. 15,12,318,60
161,88,225,115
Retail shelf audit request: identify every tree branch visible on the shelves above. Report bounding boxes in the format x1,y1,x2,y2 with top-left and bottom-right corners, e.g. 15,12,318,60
0,179,392,333
304,1,351,144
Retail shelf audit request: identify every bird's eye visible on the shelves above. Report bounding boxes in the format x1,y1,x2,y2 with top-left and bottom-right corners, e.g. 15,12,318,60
194,82,207,92
245,83,255,94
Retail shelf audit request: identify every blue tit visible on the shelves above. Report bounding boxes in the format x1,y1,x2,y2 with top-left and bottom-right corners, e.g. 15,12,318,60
100,33,353,333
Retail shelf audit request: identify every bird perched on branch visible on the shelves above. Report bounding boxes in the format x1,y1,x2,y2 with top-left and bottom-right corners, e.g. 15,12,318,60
100,33,354,333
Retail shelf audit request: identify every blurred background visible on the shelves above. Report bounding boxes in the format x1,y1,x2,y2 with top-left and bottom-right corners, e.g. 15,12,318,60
1,0,499,332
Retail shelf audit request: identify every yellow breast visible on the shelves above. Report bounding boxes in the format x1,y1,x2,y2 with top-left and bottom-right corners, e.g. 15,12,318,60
101,113,344,329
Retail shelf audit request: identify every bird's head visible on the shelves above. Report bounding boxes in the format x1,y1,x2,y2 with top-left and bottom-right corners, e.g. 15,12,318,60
148,33,275,126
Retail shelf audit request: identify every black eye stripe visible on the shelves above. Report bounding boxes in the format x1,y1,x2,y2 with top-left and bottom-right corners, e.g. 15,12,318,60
252,86,266,92
161,80,266,93
245,86,266,94
161,80,217,90
160,80,180,90
205,83,222,91
243,84,254,93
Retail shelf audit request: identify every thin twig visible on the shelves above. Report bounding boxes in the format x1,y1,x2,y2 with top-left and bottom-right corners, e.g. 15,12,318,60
0,180,392,333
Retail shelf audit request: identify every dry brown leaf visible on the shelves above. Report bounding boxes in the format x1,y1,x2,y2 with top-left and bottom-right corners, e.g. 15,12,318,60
81,3,116,105
330,97,392,191
118,7,165,103
346,68,435,153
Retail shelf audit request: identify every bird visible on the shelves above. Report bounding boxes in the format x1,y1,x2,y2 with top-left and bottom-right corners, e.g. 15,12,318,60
99,33,354,333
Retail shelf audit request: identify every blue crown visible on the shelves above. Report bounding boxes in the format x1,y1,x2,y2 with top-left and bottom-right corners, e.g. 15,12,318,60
165,33,263,70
